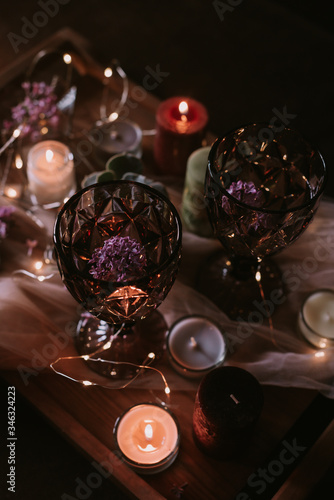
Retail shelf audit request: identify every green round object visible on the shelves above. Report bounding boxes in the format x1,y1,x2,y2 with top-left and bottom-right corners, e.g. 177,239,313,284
106,153,143,179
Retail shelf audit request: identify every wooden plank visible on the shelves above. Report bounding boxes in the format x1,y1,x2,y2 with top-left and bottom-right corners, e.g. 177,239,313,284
1,369,321,500
0,28,91,88
2,370,165,500
273,420,334,499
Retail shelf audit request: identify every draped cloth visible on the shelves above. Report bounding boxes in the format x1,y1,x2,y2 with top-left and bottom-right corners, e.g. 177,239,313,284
1,193,334,396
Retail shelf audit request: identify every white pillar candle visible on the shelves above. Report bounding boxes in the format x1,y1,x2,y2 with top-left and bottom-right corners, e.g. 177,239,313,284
114,403,180,474
27,140,75,205
298,289,334,348
166,315,227,378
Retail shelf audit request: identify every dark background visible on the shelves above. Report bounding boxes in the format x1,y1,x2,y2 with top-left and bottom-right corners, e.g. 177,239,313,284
0,1,334,165
1,1,334,499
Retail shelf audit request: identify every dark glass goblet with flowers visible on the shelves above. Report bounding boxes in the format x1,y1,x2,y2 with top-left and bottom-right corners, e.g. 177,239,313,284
197,124,327,321
54,180,182,378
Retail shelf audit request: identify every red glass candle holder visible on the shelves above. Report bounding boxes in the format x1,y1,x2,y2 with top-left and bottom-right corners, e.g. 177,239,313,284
153,96,208,177
192,366,264,459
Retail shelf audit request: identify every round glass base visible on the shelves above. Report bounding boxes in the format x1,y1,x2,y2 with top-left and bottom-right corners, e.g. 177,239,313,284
196,251,285,321
75,311,168,379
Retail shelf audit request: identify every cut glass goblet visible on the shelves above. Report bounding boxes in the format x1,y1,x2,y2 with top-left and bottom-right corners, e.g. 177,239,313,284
197,124,327,321
54,180,182,378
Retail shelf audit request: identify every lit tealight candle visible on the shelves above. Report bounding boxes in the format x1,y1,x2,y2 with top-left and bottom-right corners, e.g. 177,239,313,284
27,140,75,205
154,96,208,176
113,403,180,474
298,289,334,349
166,315,227,378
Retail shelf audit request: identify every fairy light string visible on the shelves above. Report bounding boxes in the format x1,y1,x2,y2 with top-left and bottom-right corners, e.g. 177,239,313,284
50,351,171,399
50,321,171,402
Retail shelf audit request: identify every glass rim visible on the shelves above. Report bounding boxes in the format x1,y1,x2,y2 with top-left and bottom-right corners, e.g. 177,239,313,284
27,139,72,155
54,179,182,286
207,123,328,215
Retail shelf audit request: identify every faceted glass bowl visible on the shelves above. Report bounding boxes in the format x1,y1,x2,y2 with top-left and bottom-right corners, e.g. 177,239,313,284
198,124,327,320
54,180,182,374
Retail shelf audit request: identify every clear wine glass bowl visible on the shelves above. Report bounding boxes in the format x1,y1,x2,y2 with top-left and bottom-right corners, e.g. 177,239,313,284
54,180,182,378
197,123,327,321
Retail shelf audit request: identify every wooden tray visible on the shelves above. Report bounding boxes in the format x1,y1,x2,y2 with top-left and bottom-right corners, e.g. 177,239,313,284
1,29,334,500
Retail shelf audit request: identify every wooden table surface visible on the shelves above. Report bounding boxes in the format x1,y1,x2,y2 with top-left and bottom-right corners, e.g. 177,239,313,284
2,368,334,500
1,30,334,500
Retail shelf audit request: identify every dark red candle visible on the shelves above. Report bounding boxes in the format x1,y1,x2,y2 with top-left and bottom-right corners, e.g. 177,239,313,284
153,97,208,177
192,366,264,459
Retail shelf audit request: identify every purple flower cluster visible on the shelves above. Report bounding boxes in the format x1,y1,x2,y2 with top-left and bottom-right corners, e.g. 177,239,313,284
3,81,59,138
89,235,147,282
0,206,15,239
222,180,264,209
222,180,272,231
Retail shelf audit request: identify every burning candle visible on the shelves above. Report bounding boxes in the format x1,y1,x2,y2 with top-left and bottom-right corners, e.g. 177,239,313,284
113,403,180,474
27,140,75,205
298,289,334,348
193,366,264,459
153,96,208,176
166,315,227,378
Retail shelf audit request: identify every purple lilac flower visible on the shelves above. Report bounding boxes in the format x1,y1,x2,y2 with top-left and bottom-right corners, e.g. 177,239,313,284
89,236,147,282
222,180,272,231
0,206,15,239
3,81,59,137
222,180,264,210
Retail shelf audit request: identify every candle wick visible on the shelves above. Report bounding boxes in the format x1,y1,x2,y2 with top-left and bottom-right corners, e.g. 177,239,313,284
230,394,240,405
189,336,197,348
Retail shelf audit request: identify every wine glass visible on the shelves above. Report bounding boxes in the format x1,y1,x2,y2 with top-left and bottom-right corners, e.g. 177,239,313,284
197,123,327,321
54,180,182,379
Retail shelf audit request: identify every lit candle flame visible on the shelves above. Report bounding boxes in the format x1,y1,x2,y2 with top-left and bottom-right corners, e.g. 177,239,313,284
144,423,153,440
179,101,189,123
179,101,188,115
46,150,54,163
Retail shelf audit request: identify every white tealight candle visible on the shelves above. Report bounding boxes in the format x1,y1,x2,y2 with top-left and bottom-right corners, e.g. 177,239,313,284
298,289,334,349
114,403,180,474
89,120,142,160
166,315,228,378
27,140,76,205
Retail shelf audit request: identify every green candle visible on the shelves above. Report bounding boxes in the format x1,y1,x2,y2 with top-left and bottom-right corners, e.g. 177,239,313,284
181,146,213,237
